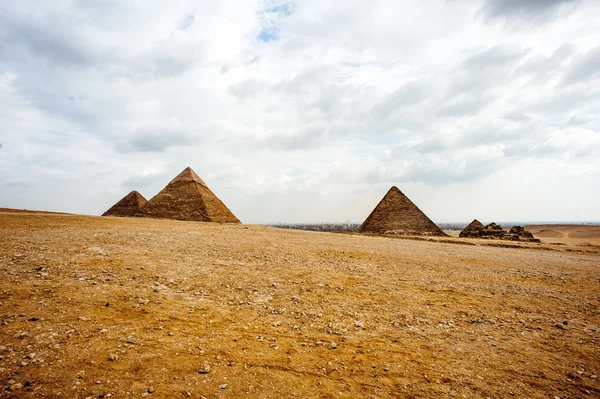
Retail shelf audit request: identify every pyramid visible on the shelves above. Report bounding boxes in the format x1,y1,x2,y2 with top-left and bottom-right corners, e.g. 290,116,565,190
137,167,240,223
102,190,148,217
459,219,485,237
358,186,446,236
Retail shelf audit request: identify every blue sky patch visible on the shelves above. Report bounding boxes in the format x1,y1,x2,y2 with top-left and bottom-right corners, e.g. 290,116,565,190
180,13,195,31
265,3,292,16
257,27,279,42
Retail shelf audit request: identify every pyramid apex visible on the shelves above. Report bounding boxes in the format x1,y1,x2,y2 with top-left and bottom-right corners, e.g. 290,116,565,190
385,186,404,197
170,167,207,186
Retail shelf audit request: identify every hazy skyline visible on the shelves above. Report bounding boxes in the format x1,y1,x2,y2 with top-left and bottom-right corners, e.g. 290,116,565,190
1,0,599,223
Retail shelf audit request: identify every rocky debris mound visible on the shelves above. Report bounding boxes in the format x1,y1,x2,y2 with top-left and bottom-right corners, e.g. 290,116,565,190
136,167,240,223
358,186,447,237
102,191,147,217
484,222,506,237
460,221,506,238
459,219,485,238
505,226,539,242
460,221,540,242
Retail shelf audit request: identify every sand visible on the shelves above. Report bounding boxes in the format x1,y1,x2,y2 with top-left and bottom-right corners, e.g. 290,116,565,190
526,224,600,247
0,213,599,398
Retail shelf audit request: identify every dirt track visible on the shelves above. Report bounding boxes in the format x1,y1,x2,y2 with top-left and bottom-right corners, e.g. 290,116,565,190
1,213,599,398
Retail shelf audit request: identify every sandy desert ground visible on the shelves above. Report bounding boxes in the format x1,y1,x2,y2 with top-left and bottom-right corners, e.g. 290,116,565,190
525,225,600,247
1,211,599,398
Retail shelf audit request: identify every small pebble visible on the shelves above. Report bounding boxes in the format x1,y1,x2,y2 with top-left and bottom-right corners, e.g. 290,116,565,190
219,383,228,390
198,362,211,374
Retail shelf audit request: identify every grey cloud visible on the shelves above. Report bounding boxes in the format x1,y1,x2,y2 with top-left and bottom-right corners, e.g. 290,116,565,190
479,0,580,22
461,45,525,70
272,65,335,95
370,156,499,186
121,171,168,190
504,110,532,122
229,78,269,98
568,114,594,125
501,127,600,160
255,127,327,151
371,80,428,119
437,46,526,117
413,139,449,154
3,180,31,188
0,6,201,81
436,91,495,117
532,84,599,114
400,165,491,185
131,37,202,79
562,45,600,86
0,11,94,67
116,127,198,153
514,43,575,82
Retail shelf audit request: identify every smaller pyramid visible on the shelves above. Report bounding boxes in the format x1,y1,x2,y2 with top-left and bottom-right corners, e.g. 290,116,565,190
358,186,446,236
137,167,240,223
459,219,485,237
102,190,147,217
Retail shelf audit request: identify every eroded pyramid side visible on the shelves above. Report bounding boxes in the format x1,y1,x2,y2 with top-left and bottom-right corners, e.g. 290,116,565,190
358,186,446,236
102,190,147,217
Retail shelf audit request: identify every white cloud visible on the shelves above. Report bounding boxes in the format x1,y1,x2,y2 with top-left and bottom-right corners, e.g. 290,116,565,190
0,0,599,223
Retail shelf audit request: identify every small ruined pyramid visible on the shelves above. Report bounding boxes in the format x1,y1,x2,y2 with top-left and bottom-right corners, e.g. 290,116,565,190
102,190,147,217
137,167,240,223
459,219,485,237
358,186,446,236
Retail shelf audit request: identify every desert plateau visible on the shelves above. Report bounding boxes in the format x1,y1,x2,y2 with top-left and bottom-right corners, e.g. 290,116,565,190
1,210,599,398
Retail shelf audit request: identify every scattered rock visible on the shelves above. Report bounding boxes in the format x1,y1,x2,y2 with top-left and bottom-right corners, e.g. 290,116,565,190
554,324,568,330
198,362,211,374
219,383,229,390
10,383,23,390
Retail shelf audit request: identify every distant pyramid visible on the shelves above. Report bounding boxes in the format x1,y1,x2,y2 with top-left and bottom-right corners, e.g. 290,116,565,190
459,219,485,237
137,167,240,223
102,190,147,217
358,186,446,236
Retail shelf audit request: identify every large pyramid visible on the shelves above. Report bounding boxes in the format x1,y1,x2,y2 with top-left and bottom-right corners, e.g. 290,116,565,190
358,186,446,236
102,190,147,217
137,167,240,223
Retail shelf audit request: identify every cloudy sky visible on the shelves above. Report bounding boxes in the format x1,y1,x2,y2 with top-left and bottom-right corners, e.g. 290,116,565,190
1,0,599,224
